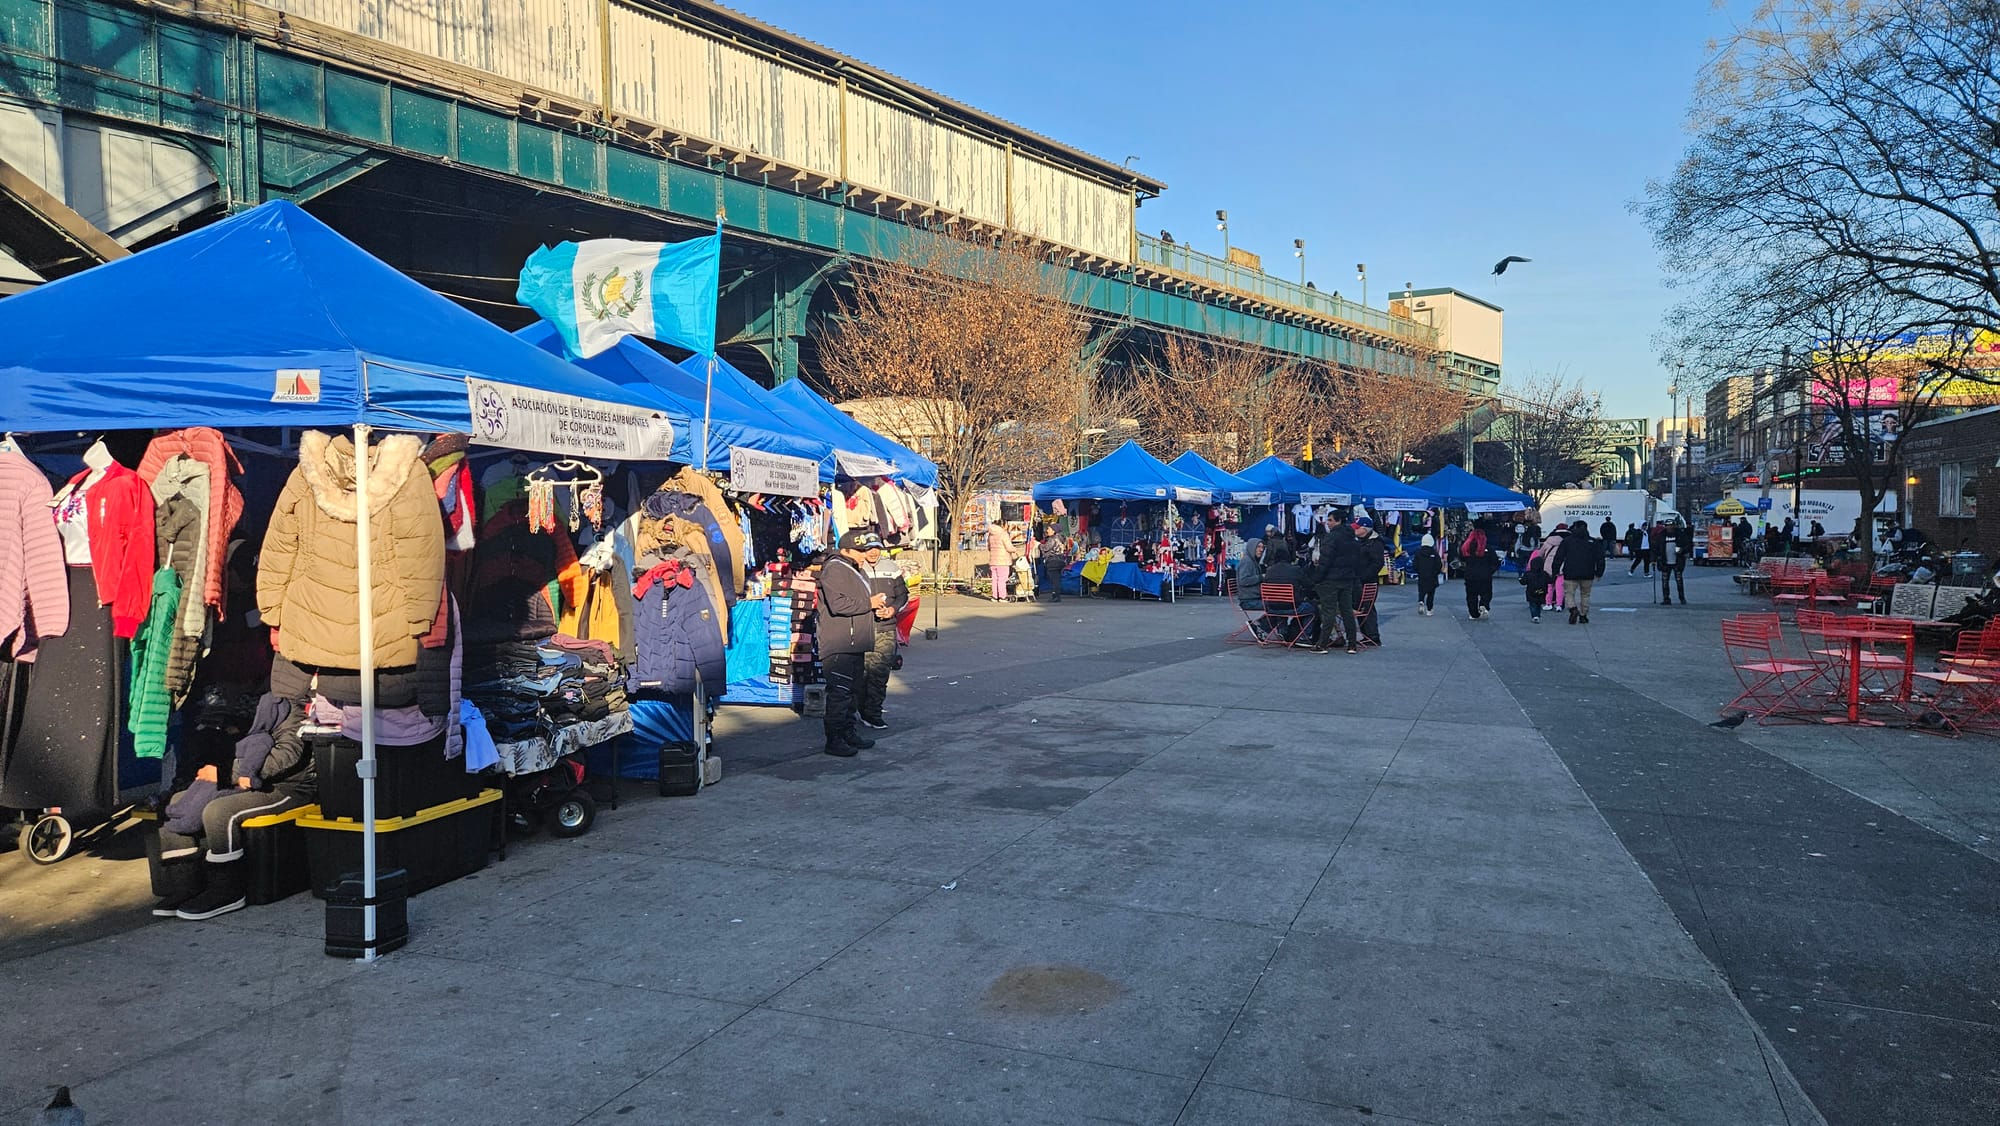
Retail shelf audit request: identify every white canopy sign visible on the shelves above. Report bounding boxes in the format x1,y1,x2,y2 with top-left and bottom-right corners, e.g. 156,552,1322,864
466,379,675,460
730,447,819,497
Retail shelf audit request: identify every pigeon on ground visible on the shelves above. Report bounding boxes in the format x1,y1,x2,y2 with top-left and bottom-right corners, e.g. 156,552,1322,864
38,1087,84,1126
1709,711,1749,729
1491,255,1531,275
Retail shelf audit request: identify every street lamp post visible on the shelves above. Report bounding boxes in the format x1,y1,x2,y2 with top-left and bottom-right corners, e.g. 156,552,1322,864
1293,238,1305,287
1356,263,1368,309
1216,210,1229,270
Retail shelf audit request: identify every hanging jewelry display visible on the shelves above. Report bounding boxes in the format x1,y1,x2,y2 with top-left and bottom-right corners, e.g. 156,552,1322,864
525,459,606,534
526,478,558,533
580,479,605,530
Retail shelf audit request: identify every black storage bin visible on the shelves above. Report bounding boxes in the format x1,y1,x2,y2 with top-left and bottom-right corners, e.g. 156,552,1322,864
311,731,473,821
658,741,701,797
302,790,500,899
324,867,409,958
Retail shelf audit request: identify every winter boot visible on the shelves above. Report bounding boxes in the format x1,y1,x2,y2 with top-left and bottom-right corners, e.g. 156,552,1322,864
175,859,250,921
150,854,206,917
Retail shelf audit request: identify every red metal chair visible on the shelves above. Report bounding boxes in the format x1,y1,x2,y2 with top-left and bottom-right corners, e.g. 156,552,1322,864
1223,578,1262,645
1353,582,1381,649
1258,583,1317,650
1721,616,1819,721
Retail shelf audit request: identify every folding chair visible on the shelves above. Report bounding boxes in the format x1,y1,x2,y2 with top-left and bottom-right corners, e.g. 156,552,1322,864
1353,582,1381,649
1852,616,1917,706
1257,583,1317,650
1790,609,1846,710
1224,578,1263,645
1721,616,1818,721
1913,665,2000,735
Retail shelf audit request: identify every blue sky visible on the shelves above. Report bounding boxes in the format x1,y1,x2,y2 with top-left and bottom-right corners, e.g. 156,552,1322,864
745,0,1741,423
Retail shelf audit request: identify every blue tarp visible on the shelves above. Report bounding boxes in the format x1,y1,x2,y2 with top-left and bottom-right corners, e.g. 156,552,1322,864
766,379,940,487
1412,463,1533,510
516,322,832,472
1233,456,1328,505
0,201,682,448
1032,441,1215,503
1167,451,1263,503
1317,460,1443,507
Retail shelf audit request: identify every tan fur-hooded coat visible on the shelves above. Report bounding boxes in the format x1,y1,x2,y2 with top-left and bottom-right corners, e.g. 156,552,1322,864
258,431,445,669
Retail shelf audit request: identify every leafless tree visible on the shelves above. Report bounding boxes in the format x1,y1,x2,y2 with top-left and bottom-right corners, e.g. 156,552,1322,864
815,231,1103,526
1128,335,1325,472
1493,373,1607,506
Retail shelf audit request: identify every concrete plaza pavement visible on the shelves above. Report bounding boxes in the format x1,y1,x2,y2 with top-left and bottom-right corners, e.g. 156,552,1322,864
1,564,1994,1124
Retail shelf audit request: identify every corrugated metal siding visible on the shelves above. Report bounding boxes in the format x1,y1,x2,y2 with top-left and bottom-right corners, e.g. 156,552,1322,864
607,5,836,174
256,0,1134,263
264,0,600,106
1010,153,1130,262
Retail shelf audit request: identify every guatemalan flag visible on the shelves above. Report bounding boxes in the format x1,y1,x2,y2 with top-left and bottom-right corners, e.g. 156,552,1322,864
516,229,721,359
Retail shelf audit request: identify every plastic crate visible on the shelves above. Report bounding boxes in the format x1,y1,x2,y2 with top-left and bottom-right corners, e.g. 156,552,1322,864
301,789,500,898
311,731,475,821
324,867,409,959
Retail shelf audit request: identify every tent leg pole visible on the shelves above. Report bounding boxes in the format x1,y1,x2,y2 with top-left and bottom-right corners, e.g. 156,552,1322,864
354,422,380,963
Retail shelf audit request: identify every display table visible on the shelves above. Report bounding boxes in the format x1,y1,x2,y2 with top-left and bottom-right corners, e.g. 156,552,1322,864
1062,560,1167,599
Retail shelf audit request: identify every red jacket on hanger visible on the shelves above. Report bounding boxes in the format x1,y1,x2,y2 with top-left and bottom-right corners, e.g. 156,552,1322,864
70,462,156,638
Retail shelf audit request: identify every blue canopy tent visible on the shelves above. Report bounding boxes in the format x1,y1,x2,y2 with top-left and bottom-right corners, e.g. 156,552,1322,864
765,378,940,488
515,321,833,473
1315,460,1443,512
1033,442,1214,600
0,200,683,960
1167,451,1266,504
1413,463,1533,513
1229,455,1326,538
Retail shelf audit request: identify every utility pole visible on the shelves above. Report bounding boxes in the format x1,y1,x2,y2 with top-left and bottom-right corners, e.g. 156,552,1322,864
1781,343,1799,529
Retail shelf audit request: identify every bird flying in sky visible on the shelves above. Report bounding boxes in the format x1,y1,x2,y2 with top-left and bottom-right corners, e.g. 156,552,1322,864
1492,256,1531,276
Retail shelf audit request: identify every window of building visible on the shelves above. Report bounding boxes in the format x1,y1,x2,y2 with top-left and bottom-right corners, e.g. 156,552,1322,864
1939,460,1979,517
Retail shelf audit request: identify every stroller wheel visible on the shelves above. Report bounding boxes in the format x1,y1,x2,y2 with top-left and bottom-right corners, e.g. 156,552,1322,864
20,813,75,865
548,790,596,838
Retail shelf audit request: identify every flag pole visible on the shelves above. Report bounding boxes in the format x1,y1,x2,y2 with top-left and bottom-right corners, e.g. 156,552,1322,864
701,212,722,472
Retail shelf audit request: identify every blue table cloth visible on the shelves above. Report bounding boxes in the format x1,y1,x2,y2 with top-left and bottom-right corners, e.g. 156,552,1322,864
1063,561,1167,598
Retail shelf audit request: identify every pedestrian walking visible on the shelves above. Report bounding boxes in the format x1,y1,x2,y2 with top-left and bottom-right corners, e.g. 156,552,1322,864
1655,518,1690,605
1732,516,1753,564
1522,541,1553,622
1555,519,1606,623
1542,525,1569,611
1413,534,1443,615
1809,519,1825,540
1460,527,1499,619
817,531,885,756
858,535,907,731
1624,523,1647,574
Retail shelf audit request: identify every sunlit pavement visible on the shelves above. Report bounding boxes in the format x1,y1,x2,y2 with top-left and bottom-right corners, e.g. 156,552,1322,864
3,568,1994,1124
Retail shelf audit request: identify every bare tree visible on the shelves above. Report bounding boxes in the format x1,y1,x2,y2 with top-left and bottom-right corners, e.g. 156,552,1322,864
1493,373,1607,506
1128,335,1325,472
1646,0,2000,377
815,231,1101,527
1322,367,1467,477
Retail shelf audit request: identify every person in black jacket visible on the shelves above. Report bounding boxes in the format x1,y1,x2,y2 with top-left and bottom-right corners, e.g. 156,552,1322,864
858,537,909,731
1310,521,1364,653
817,531,886,756
1413,534,1443,615
1460,527,1500,619
1260,543,1312,643
1624,523,1647,575
1653,517,1690,605
1350,517,1389,647
1599,518,1619,560
1554,519,1607,624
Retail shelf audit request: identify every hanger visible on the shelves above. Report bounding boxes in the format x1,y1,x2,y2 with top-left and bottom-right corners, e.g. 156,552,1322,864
82,437,113,471
0,432,19,455
526,458,604,485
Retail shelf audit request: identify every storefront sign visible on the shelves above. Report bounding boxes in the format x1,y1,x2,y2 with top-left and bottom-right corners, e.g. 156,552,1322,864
729,448,819,497
466,379,676,460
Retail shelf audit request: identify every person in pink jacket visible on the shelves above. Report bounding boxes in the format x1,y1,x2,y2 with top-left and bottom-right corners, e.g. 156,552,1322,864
987,523,1016,601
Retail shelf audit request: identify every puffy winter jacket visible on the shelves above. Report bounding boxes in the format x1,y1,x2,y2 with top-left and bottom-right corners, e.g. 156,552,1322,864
815,556,876,656
629,559,726,695
1311,526,1366,583
257,432,444,669
1555,533,1605,581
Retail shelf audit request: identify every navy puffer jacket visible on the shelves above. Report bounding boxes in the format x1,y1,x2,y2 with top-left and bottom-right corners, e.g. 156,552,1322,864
629,559,726,695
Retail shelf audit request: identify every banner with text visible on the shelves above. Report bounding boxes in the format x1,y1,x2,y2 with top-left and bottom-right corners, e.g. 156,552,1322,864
466,379,676,460
730,447,820,497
